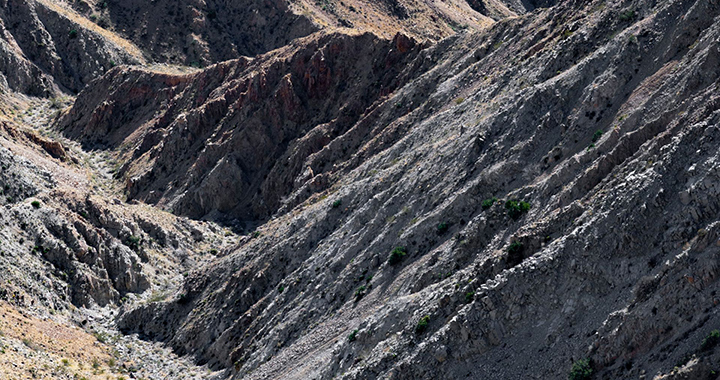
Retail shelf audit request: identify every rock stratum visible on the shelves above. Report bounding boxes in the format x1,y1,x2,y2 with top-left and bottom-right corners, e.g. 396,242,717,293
0,0,718,379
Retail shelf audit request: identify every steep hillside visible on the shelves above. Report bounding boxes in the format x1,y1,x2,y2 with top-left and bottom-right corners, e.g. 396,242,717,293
0,0,718,378
57,31,426,224
67,0,503,65
0,0,145,94
52,0,720,378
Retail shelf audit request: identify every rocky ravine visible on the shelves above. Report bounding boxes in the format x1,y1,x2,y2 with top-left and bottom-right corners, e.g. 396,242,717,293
0,0,719,379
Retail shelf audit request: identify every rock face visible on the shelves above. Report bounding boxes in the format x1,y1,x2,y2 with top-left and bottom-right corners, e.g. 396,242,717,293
1,0,720,378
66,0,509,66
0,0,144,95
58,32,426,223
107,0,720,378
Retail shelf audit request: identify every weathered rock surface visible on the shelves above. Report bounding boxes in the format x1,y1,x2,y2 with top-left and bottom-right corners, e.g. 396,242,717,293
58,31,427,224
0,0,144,95
1,0,720,378
65,0,505,65
103,0,720,378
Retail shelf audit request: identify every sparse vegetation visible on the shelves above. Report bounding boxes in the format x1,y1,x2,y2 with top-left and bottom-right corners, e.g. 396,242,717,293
69,29,78,39
436,222,449,234
505,199,531,220
348,329,358,342
126,235,141,251
388,246,407,265
619,9,637,22
354,285,366,301
332,199,342,208
700,329,720,352
482,197,497,210
569,358,593,380
507,241,523,255
592,130,603,143
465,291,475,303
454,97,465,105
415,315,430,334
31,200,40,208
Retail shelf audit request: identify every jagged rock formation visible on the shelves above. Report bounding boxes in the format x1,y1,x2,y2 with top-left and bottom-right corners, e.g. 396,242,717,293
0,0,719,378
84,0,720,378
58,31,427,223
0,0,144,95
67,0,507,66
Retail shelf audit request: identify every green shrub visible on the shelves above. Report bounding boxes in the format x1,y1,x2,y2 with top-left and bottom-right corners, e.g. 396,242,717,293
332,199,342,208
278,285,284,294
30,200,40,208
348,329,358,342
482,197,497,210
69,29,78,39
415,315,430,334
354,286,366,301
700,329,720,352
126,235,141,251
505,199,531,220
619,9,636,22
592,130,603,142
507,241,523,255
388,246,407,265
569,358,593,380
436,222,449,235
465,291,475,303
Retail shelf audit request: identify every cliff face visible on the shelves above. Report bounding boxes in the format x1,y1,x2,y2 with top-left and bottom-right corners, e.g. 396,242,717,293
1,0,720,378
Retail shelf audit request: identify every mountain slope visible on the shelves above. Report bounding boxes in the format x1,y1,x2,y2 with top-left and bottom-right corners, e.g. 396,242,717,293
50,0,718,378
0,0,719,378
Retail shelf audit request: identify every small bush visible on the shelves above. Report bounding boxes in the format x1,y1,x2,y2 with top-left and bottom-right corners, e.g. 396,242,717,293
619,9,636,22
700,329,720,352
436,222,449,235
278,285,284,294
482,197,497,210
69,29,78,39
505,199,531,220
30,200,40,208
388,246,407,265
348,329,358,342
569,358,593,380
415,315,430,334
332,199,342,208
126,235,141,251
508,241,523,254
465,291,475,303
354,286,366,301
592,130,603,143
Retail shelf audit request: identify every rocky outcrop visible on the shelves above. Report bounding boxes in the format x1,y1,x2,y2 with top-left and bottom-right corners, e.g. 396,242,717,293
67,0,506,66
0,0,144,95
106,0,720,378
58,31,426,223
